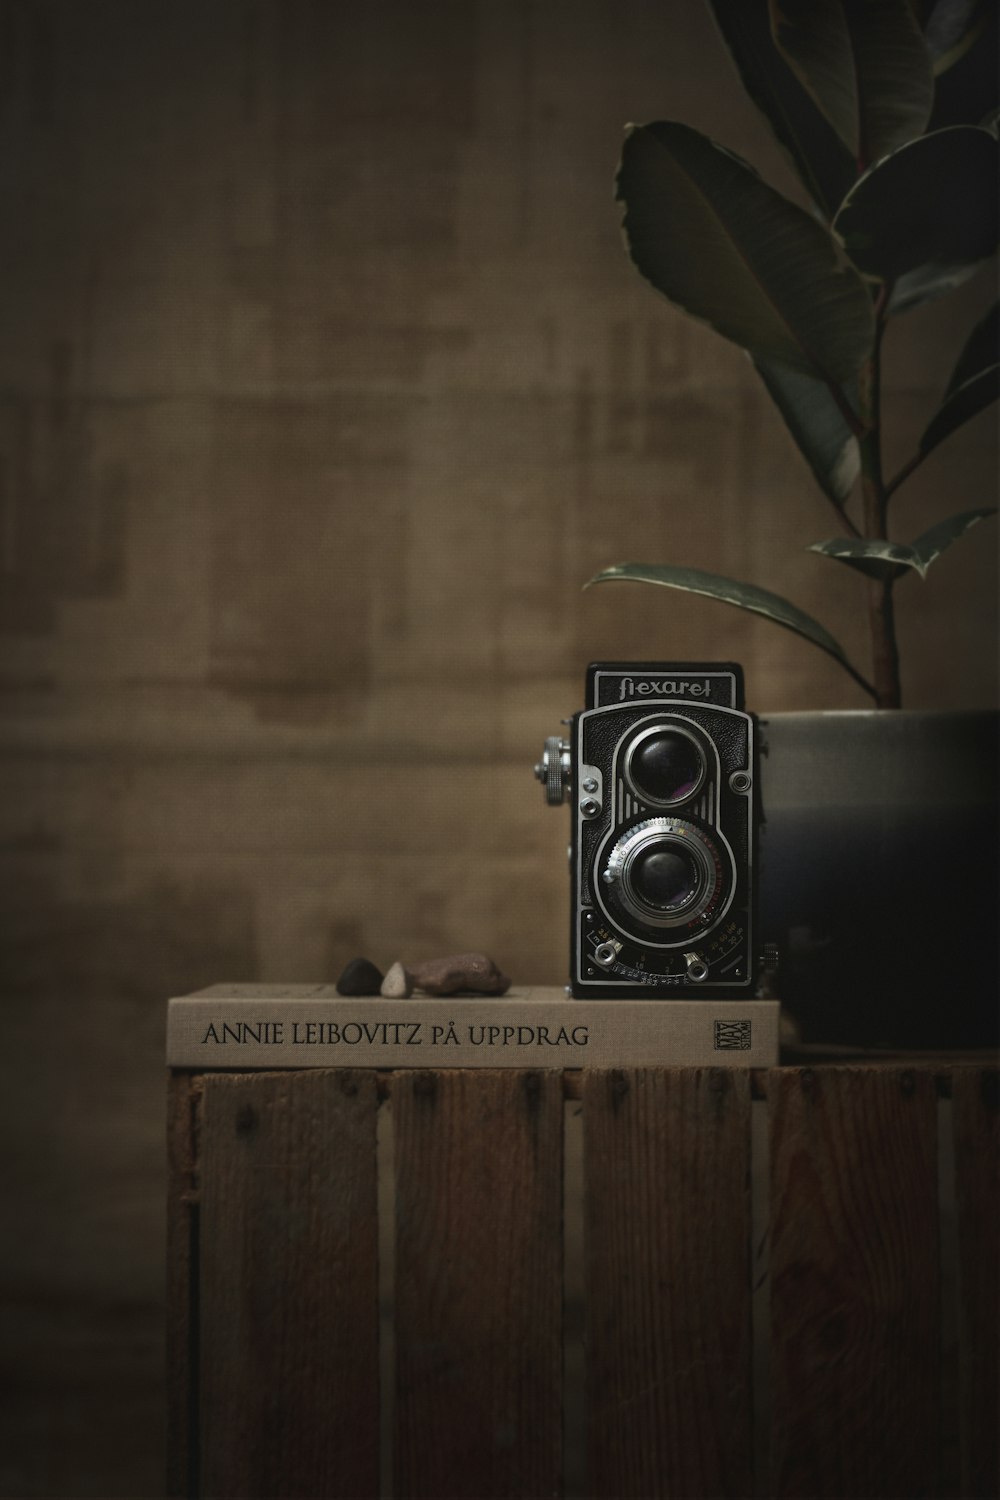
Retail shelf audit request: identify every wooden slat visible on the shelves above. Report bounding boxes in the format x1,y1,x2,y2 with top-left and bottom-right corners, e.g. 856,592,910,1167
393,1069,563,1499
166,1072,201,1500
952,1067,999,1499
583,1067,753,1499
198,1070,379,1500
768,1066,939,1498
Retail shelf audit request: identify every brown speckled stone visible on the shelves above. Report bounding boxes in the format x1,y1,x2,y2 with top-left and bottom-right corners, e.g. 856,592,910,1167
409,952,510,996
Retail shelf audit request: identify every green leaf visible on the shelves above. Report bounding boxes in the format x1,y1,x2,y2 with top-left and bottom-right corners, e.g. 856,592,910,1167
752,356,860,503
920,303,1000,454
945,301,999,394
616,122,875,384
809,536,926,578
770,0,934,166
909,507,997,566
928,5,999,129
923,367,1000,453
921,0,985,71
707,0,855,218
809,508,996,578
585,561,868,683
888,261,983,314
832,127,999,308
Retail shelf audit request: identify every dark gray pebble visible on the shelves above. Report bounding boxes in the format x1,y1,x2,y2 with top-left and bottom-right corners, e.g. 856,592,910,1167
336,957,384,996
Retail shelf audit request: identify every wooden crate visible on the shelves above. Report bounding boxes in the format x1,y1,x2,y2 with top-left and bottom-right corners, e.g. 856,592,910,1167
167,1065,998,1500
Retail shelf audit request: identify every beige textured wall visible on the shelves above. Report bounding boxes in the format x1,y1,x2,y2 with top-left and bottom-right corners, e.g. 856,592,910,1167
0,2,996,1494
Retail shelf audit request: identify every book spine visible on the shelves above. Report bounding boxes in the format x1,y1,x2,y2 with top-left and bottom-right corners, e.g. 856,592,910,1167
167,997,779,1069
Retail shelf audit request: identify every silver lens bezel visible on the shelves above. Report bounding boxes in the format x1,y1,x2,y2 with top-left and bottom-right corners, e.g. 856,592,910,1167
605,817,719,930
622,722,707,808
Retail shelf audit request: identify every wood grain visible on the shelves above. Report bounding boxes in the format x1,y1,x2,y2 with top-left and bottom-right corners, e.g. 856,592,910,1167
392,1069,563,1499
583,1067,753,1499
952,1067,999,1498
198,1070,379,1499
768,1066,940,1498
166,1071,202,1500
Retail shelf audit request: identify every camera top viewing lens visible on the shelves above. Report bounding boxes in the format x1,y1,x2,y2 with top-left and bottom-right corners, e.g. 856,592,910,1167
626,727,705,806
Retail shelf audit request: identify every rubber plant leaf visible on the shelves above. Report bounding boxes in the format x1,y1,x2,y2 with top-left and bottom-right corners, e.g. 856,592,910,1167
808,507,996,578
616,122,875,384
909,507,998,567
808,536,927,579
752,356,860,504
769,0,934,166
833,127,999,312
887,260,983,314
585,562,866,684
920,303,999,456
707,0,855,219
927,6,999,130
945,299,999,391
921,0,985,71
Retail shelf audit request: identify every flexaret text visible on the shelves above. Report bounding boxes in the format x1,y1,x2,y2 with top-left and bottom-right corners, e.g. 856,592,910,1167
617,677,713,700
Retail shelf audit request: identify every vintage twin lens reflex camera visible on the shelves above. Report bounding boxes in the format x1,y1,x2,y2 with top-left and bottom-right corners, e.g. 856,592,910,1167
535,662,758,997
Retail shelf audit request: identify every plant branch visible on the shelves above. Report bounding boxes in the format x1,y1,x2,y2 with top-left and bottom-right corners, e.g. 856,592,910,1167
826,493,863,538
884,448,924,501
858,290,902,708
822,370,867,440
809,369,865,537
836,654,880,703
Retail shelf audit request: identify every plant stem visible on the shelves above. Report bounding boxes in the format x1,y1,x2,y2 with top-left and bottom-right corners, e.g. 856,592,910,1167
858,304,902,709
884,448,923,501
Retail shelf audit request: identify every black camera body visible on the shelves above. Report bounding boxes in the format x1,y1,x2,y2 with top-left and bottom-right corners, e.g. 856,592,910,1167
536,662,758,998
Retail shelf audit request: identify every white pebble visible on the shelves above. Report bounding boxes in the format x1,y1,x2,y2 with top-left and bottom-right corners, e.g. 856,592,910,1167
380,961,414,998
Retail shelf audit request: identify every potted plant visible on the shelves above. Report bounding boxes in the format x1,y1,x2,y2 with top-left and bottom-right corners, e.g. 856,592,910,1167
587,0,999,1045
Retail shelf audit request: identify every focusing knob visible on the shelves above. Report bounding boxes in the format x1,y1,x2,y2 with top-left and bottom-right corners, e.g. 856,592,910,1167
534,736,572,805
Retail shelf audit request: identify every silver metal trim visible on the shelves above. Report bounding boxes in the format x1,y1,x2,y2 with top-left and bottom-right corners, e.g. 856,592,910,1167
604,817,720,931
622,722,707,809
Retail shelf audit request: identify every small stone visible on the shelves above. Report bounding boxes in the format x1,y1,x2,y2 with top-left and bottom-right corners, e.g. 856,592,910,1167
409,952,511,997
336,957,384,996
381,961,414,998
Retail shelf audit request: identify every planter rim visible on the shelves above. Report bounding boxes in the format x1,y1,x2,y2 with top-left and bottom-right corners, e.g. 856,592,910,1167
757,708,998,721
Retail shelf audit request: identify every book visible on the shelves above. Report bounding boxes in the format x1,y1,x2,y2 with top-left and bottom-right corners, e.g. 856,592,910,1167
167,985,779,1068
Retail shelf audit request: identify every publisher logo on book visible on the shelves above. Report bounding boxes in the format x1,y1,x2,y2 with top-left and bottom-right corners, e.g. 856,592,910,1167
714,1019,752,1051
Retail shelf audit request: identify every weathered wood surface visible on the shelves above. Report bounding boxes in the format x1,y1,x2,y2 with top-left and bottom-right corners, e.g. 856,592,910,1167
952,1067,1000,1499
166,1072,202,1500
583,1067,753,1499
392,1069,563,1499
167,1063,999,1499
768,1067,940,1499
198,1070,380,1499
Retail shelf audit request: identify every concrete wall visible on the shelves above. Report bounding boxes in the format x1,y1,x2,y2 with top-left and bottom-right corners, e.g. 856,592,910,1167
1,2,995,1494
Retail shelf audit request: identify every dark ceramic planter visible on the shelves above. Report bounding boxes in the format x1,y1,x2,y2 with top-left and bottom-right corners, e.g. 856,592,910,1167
757,710,999,1048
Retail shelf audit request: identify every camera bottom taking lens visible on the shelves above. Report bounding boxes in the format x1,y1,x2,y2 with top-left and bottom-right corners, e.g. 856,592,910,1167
631,847,699,909
600,817,724,932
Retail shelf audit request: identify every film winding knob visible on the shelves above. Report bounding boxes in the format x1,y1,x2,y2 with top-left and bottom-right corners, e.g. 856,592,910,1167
534,736,572,805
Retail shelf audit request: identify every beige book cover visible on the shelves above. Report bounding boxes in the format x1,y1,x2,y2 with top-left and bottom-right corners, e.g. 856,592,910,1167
167,984,779,1068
